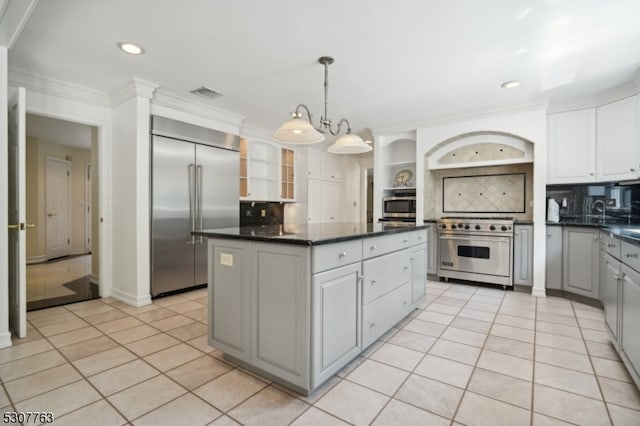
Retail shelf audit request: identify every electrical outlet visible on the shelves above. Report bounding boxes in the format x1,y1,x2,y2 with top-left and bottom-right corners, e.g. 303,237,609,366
261,209,266,217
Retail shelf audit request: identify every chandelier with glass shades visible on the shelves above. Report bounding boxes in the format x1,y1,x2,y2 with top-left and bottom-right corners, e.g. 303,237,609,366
272,56,372,154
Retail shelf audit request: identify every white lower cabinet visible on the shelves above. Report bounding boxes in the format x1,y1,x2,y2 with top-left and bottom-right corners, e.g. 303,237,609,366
411,243,427,305
603,253,620,342
513,225,533,286
312,262,361,386
362,282,411,348
562,227,600,298
621,264,640,381
362,249,411,304
209,242,251,362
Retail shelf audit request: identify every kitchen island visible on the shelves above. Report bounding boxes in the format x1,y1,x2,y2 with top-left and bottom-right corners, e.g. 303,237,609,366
193,223,428,395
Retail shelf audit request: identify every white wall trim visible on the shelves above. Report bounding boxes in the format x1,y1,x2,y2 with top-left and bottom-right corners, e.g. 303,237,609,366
531,287,547,298
90,274,99,285
70,248,88,256
152,88,245,130
110,287,151,308
0,0,39,49
110,78,158,106
240,123,272,141
9,68,110,107
26,255,46,264
20,88,113,300
0,331,11,349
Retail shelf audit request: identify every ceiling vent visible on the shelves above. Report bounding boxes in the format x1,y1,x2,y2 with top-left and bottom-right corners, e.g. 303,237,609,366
190,86,223,100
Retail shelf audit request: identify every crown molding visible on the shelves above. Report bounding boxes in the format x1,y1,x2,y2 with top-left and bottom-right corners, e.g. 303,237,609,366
239,123,272,141
8,67,110,107
0,0,38,49
371,102,549,136
109,78,159,106
152,88,245,129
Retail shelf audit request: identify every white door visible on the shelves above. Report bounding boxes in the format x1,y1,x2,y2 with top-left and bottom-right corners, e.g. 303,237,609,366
45,157,70,259
8,87,27,338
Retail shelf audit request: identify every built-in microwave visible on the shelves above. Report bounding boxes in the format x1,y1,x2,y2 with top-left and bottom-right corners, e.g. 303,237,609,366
382,195,416,219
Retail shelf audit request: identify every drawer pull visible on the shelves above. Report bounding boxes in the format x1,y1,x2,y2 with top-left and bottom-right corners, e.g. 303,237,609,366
624,253,639,258
402,301,408,306
403,265,409,271
370,245,376,251
403,239,409,244
607,243,615,248
338,252,347,258
369,322,376,328
370,279,377,286
614,275,621,281
547,232,552,237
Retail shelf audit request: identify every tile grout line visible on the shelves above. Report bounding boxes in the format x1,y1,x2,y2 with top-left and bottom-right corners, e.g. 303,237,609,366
570,299,615,426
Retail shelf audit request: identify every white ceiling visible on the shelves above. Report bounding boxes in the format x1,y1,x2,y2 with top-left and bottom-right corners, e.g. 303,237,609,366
9,0,640,137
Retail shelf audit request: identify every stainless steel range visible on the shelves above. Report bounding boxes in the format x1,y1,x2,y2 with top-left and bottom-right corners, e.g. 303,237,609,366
437,217,514,288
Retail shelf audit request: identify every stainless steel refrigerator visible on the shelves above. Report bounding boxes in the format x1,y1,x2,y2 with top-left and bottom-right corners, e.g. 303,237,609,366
151,116,239,297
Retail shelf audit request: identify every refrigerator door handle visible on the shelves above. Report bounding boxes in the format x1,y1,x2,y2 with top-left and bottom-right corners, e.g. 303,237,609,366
188,163,196,244
197,164,204,243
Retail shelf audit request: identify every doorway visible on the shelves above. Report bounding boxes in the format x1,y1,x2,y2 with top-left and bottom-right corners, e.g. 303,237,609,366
25,114,100,310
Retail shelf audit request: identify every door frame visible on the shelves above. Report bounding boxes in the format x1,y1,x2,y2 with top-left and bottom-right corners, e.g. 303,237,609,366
44,155,71,259
84,162,91,253
19,89,112,301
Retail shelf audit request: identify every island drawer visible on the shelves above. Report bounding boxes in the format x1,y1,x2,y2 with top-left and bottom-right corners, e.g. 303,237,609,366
409,229,427,246
362,281,411,349
601,232,621,259
362,249,412,305
621,240,640,272
363,232,412,259
312,239,363,273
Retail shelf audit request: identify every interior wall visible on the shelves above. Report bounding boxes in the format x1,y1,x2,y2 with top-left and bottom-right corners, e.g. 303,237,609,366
25,136,91,261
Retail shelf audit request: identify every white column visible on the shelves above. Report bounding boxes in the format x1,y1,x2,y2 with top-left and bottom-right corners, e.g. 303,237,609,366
0,46,11,347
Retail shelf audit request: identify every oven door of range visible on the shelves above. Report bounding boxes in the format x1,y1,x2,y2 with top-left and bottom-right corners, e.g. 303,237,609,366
439,234,512,278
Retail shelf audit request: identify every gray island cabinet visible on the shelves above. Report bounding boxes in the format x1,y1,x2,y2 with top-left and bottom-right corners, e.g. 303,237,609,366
195,223,427,395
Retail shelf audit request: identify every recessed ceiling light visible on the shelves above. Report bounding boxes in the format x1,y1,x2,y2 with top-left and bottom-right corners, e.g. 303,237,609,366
117,42,145,55
501,80,521,89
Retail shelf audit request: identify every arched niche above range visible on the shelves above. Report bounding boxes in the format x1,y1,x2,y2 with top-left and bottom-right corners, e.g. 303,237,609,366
427,132,533,170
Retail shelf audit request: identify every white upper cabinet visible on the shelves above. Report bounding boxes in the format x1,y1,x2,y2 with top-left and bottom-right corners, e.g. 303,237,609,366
597,96,640,182
548,109,597,184
308,147,344,182
548,95,640,184
240,138,296,202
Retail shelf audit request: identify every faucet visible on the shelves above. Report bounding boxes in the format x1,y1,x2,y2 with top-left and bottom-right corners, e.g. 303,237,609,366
592,199,606,223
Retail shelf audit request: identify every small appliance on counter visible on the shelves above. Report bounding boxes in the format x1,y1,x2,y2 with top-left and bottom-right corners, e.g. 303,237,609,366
547,197,560,222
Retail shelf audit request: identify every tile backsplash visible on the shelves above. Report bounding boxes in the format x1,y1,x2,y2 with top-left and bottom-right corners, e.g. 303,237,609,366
425,163,533,221
240,201,284,226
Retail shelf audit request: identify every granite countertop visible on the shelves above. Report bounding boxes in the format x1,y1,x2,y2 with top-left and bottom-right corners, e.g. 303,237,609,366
547,221,640,245
193,222,427,246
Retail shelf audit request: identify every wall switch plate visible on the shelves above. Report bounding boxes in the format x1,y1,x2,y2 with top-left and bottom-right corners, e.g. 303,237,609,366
261,209,266,217
220,253,233,267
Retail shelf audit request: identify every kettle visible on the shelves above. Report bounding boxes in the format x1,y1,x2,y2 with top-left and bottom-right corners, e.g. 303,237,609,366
547,198,560,223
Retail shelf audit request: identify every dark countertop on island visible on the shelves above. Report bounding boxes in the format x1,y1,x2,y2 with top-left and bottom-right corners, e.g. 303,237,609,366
193,222,428,246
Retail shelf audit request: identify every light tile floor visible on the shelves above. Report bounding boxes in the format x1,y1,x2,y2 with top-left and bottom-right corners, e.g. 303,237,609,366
2,282,640,425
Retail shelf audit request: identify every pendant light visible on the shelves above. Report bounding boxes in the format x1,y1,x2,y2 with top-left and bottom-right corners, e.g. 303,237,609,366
272,57,372,154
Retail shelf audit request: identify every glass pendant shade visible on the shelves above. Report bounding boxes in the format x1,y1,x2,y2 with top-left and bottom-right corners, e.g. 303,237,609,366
327,133,372,154
272,117,325,144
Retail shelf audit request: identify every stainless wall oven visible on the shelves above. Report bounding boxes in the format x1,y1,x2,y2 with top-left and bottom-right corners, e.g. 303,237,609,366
437,217,514,287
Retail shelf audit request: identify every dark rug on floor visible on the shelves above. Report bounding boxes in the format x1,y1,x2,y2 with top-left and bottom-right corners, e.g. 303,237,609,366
27,275,100,311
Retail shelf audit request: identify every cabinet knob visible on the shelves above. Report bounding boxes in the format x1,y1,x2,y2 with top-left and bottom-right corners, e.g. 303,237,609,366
607,243,615,248
515,231,519,235
371,279,377,285
403,239,409,244
403,265,409,271
593,235,598,241
625,253,639,258
590,172,594,176
631,168,636,172
338,252,347,258
369,322,376,328
370,245,376,251
402,301,408,306
547,232,552,237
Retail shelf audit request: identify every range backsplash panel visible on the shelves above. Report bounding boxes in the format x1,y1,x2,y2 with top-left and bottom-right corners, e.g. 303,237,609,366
443,173,526,213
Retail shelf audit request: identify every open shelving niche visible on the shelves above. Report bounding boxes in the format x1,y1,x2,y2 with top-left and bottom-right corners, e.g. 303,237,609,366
381,138,417,192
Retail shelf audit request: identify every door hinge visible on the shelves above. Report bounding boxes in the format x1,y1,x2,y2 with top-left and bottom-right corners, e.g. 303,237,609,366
67,171,70,177
67,238,70,244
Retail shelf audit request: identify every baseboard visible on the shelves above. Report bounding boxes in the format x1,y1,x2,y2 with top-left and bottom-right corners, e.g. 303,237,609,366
0,331,12,349
110,287,152,307
531,286,547,298
70,249,90,256
26,255,47,265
